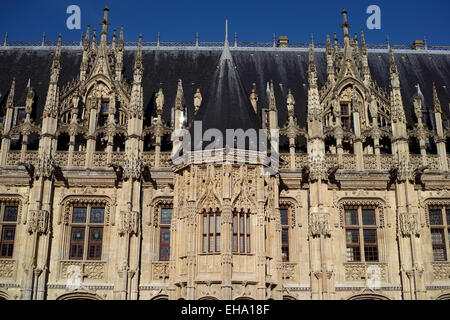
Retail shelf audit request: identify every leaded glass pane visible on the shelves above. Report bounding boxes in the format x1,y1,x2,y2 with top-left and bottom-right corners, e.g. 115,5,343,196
90,207,105,223
3,227,15,240
216,215,220,233
72,207,87,223
282,229,289,245
431,229,444,244
362,210,376,225
345,210,357,225
346,247,361,262
346,229,359,244
433,247,446,261
161,228,170,244
280,209,288,225
363,229,377,244
3,206,18,222
429,210,442,225
72,228,84,241
90,228,103,242
161,208,172,224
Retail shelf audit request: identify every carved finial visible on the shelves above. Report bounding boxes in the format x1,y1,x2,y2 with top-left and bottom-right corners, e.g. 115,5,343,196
100,5,111,36
119,25,124,48
6,77,15,109
133,34,143,76
194,88,202,114
308,43,317,85
361,28,367,53
287,89,295,117
3,32,7,46
433,82,442,113
386,35,390,49
225,19,229,46
175,79,184,111
42,32,46,46
250,86,258,113
340,8,351,38
389,47,398,76
326,34,331,52
234,32,237,47
84,25,90,48
269,80,276,111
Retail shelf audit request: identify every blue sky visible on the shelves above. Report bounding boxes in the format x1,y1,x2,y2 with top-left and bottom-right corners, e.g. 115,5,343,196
0,0,449,45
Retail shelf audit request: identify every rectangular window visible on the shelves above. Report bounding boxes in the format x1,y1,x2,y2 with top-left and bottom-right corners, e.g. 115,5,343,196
69,205,105,261
345,207,379,262
70,227,85,260
0,226,15,258
280,208,289,261
202,210,220,253
159,207,172,261
87,227,103,260
160,227,171,261
431,229,447,261
429,207,450,262
233,210,250,254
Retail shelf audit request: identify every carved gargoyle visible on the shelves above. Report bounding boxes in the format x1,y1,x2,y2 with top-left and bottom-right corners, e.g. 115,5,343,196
414,166,429,188
387,167,399,190
300,165,310,187
327,165,342,188
108,163,123,187
53,164,68,187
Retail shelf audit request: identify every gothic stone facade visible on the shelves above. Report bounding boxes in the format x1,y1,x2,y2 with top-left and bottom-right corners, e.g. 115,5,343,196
0,8,450,300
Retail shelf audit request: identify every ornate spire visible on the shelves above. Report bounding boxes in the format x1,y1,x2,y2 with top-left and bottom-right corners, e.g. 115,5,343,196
133,34,143,77
100,5,110,36
50,35,62,83
308,42,317,88
340,8,351,39
83,25,90,49
340,8,352,58
268,80,276,111
119,25,124,49
6,78,15,109
111,29,117,49
389,47,399,78
433,82,442,113
360,28,367,54
175,79,184,111
326,34,332,53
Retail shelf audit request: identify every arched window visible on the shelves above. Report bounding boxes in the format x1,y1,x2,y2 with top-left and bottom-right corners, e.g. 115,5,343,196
202,209,221,253
233,209,250,254
0,203,19,258
428,207,450,261
69,206,105,260
345,207,378,262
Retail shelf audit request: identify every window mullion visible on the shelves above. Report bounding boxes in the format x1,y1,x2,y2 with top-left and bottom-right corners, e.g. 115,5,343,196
359,207,366,263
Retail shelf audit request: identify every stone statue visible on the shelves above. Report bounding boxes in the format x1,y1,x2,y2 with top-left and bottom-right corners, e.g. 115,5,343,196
286,89,295,116
250,88,258,113
194,88,202,114
155,88,164,115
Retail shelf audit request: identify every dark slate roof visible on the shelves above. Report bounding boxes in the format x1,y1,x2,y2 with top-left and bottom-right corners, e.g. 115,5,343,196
0,47,449,131
192,45,261,135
